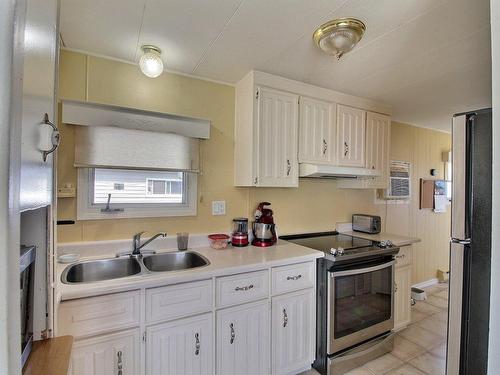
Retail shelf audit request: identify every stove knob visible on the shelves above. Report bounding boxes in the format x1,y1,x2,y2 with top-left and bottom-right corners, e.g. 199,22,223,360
386,240,394,247
330,248,338,256
337,247,345,255
379,241,387,248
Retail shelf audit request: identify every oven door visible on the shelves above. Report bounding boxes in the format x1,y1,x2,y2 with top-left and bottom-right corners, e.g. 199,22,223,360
327,258,395,354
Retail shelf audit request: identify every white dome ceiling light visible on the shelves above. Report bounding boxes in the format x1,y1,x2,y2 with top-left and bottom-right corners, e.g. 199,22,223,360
139,45,164,78
313,18,366,60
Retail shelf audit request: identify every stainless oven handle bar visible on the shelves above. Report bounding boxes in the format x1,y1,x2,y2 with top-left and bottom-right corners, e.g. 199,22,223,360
330,260,395,278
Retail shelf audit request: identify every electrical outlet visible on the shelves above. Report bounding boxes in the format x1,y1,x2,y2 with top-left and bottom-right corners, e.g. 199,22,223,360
212,201,226,216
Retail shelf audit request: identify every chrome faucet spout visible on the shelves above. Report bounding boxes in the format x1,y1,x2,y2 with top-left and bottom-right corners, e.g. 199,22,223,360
131,231,167,256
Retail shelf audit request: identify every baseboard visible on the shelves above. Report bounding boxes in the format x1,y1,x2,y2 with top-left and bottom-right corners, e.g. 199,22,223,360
412,278,439,289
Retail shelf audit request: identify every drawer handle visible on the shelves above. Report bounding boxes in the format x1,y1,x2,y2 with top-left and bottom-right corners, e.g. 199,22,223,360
344,141,349,156
116,350,123,375
286,274,302,281
194,332,200,356
283,308,288,327
323,139,328,155
286,159,291,176
394,283,398,293
235,284,254,291
230,323,235,344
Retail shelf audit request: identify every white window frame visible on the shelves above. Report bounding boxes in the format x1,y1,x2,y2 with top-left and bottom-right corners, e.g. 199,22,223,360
77,168,197,220
146,178,183,197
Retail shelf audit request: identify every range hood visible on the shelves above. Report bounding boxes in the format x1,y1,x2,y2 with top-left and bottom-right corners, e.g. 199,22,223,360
299,163,380,179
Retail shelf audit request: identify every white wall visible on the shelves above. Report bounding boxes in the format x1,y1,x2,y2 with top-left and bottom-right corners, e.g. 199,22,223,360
488,0,500,373
0,0,25,374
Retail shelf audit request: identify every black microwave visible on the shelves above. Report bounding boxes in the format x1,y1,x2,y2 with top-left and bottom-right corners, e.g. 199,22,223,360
20,245,36,368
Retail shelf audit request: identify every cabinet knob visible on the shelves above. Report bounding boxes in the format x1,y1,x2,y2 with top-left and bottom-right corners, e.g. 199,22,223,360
194,332,200,355
323,139,328,155
116,350,123,375
344,142,349,157
394,283,398,293
283,308,288,327
230,323,235,344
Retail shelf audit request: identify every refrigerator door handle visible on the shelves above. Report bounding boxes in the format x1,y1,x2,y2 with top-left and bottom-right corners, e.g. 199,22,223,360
451,238,471,245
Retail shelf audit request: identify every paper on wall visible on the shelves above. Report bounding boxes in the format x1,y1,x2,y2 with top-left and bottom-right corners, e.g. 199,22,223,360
434,195,448,213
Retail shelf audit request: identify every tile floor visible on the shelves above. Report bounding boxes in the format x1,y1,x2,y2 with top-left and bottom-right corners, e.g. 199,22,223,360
301,282,449,375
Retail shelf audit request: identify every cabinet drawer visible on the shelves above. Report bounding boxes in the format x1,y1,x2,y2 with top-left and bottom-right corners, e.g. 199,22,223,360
272,262,315,295
395,246,412,268
58,290,140,338
146,279,213,323
216,270,269,308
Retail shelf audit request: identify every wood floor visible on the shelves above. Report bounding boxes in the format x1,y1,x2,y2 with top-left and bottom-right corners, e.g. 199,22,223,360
301,282,449,375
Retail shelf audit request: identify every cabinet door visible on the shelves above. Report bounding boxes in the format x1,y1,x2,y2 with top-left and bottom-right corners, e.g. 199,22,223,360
394,266,412,330
272,289,315,375
20,0,58,210
366,112,391,188
336,105,366,167
298,97,335,165
146,313,213,375
256,87,299,187
217,300,270,375
70,329,140,375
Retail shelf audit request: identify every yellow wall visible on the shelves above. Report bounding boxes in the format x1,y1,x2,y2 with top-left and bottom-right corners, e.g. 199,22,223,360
57,50,451,283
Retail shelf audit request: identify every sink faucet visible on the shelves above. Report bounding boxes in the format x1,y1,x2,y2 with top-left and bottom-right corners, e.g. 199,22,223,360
131,231,167,256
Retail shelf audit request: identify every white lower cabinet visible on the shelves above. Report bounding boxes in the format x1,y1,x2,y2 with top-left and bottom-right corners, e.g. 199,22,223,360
146,313,213,375
394,264,412,330
216,300,270,375
272,289,315,375
70,329,140,375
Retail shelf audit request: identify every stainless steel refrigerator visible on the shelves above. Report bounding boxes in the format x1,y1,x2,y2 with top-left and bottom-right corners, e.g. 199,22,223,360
447,108,492,375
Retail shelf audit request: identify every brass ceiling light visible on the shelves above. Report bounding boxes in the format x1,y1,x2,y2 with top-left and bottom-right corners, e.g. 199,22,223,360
313,18,366,60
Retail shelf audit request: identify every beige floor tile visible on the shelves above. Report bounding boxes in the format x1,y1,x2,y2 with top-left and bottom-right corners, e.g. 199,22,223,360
391,335,427,361
417,316,448,338
426,295,448,310
298,369,321,375
410,309,429,323
430,341,447,359
398,325,444,349
344,367,375,375
364,353,404,374
385,364,426,375
410,352,446,375
434,290,449,300
412,301,442,315
434,310,449,323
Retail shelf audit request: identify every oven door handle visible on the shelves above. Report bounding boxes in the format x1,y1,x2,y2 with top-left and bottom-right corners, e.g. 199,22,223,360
330,260,395,278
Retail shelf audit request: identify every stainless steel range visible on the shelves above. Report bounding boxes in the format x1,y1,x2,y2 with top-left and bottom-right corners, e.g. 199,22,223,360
280,231,400,375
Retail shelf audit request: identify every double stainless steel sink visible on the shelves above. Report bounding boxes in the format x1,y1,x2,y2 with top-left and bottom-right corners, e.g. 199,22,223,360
61,251,210,284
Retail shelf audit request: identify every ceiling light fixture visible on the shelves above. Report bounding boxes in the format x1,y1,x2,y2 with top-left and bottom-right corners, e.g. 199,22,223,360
313,18,366,60
139,45,164,78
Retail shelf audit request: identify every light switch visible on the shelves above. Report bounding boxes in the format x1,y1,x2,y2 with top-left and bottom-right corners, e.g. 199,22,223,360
212,200,226,216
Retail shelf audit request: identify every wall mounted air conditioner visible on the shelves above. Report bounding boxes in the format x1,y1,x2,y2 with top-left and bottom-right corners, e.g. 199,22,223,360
385,160,411,199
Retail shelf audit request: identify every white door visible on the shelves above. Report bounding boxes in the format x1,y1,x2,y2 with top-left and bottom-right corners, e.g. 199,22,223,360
336,105,366,167
20,0,59,211
216,300,270,375
256,87,299,187
394,266,412,330
366,112,391,188
70,329,140,375
146,313,213,375
298,97,335,165
272,289,315,375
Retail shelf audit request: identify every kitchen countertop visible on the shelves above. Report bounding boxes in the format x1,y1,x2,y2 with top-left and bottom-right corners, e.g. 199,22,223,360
56,240,323,301
340,231,421,247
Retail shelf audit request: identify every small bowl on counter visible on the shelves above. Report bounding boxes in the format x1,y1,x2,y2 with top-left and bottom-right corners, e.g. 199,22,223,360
208,234,230,249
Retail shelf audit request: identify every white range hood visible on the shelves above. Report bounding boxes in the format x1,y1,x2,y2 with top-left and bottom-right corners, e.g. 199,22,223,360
299,163,380,179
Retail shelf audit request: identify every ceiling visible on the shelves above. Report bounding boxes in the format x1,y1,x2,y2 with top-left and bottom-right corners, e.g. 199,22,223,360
60,0,492,132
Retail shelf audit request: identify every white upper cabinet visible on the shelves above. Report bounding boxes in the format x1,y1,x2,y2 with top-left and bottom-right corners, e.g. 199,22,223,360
256,87,299,187
20,0,59,211
365,112,391,188
336,105,366,168
216,300,270,375
298,97,335,165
